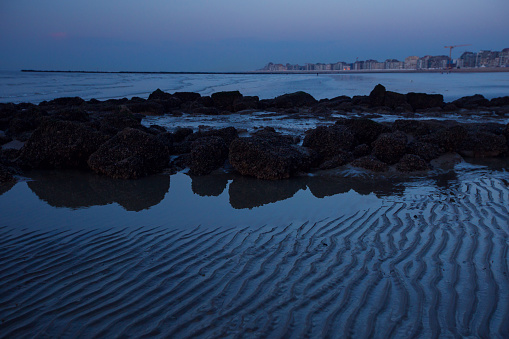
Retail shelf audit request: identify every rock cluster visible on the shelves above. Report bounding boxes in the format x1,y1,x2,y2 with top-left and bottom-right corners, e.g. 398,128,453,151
1,85,509,182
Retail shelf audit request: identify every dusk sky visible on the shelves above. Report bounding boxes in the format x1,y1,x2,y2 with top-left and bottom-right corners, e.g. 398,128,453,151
1,0,508,71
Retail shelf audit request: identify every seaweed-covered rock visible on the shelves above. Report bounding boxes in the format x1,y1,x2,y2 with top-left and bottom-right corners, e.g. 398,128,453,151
148,89,173,101
419,125,467,153
187,127,239,147
303,125,356,158
396,154,430,172
88,128,170,179
452,94,489,109
0,130,12,146
319,151,353,170
489,96,509,107
340,118,391,144
458,131,507,158
0,163,15,182
369,84,387,106
229,134,312,180
350,155,389,172
98,112,143,135
189,136,229,175
392,119,432,135
353,144,371,158
53,108,90,122
273,91,317,108
8,107,48,140
233,96,260,111
211,91,244,111
405,92,444,111
173,92,201,102
41,97,85,107
372,131,408,165
18,120,108,169
407,141,442,162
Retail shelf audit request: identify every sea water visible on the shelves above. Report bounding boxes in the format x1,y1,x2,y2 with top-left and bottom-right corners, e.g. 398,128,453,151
1,71,508,104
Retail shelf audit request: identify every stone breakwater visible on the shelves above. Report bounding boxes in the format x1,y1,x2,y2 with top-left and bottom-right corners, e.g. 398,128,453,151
1,84,509,182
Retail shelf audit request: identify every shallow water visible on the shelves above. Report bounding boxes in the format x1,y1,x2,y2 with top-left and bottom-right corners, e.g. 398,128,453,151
1,161,509,337
1,71,508,104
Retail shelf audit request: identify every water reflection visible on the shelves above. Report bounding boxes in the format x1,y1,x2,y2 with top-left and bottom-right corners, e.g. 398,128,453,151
0,181,15,196
5,161,504,212
190,173,229,197
228,176,308,209
26,170,170,212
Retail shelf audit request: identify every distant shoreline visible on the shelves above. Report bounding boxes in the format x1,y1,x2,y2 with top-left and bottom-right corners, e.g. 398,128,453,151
20,68,509,75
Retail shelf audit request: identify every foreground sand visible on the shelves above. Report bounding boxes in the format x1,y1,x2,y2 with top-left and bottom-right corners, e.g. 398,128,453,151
1,165,508,338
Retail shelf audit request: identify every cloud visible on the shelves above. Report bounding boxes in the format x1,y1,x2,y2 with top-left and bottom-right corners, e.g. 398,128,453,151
50,32,68,39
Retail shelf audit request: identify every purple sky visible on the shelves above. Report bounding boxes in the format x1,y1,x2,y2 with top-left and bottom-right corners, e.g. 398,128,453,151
1,0,508,71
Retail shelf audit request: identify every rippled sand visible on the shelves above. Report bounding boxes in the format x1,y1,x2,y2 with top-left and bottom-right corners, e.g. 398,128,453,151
1,166,509,338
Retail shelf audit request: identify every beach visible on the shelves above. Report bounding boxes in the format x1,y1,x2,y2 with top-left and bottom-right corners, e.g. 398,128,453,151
1,77,509,337
1,164,509,337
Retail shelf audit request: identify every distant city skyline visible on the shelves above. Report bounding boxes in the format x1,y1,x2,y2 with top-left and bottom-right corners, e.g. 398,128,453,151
1,0,509,71
261,48,509,71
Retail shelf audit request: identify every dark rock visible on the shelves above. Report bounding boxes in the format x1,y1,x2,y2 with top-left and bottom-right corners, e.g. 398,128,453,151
233,96,260,111
369,84,386,106
18,120,108,169
372,131,408,165
384,91,408,109
8,107,48,140
41,97,85,107
319,151,353,169
229,134,312,180
419,125,467,152
251,127,297,145
396,154,430,172
459,131,508,158
0,163,15,182
0,130,12,145
407,141,442,162
452,94,489,109
351,95,371,106
353,144,371,158
88,128,170,179
489,96,509,107
303,125,356,159
340,118,391,144
392,120,432,135
406,92,444,111
187,127,239,147
273,91,317,108
442,103,459,111
350,155,389,172
189,136,229,175
148,89,173,101
173,92,201,102
128,101,164,115
173,127,194,142
98,112,142,135
211,91,244,111
53,108,90,122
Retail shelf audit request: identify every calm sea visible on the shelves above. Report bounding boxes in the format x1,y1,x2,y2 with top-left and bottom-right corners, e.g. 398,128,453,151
1,71,508,104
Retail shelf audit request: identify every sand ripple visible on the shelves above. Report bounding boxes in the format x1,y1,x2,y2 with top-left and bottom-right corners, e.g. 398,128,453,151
1,175,509,338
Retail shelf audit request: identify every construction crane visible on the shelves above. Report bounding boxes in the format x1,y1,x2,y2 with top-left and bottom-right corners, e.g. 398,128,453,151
444,44,472,69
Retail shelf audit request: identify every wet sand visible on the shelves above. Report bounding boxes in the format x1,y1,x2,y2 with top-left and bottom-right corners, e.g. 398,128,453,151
1,164,508,337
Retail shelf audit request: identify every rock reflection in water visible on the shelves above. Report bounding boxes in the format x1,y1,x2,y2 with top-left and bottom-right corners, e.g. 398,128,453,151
229,176,308,209
190,173,229,197
27,170,170,211
189,171,417,210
